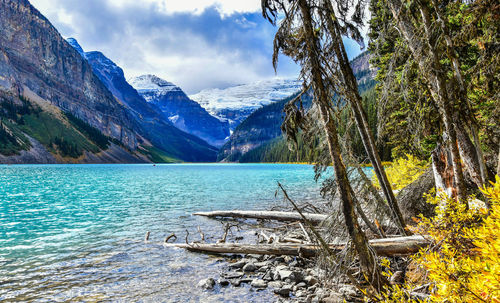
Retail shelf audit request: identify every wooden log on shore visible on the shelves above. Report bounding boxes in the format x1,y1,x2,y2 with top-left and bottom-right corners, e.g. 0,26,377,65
164,235,429,257
193,210,328,224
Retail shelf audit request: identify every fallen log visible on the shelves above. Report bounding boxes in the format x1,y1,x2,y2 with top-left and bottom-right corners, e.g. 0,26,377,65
164,235,429,257
193,210,328,224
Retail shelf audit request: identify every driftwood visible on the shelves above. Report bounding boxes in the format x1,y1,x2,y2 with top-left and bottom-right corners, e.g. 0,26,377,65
164,235,429,257
193,210,327,224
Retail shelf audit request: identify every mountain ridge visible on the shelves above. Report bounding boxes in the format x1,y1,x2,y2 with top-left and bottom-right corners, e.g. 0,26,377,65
218,51,376,162
130,74,230,147
0,0,216,163
190,78,303,131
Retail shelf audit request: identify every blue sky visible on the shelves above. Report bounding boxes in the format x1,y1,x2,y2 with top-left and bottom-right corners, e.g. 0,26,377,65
30,0,364,94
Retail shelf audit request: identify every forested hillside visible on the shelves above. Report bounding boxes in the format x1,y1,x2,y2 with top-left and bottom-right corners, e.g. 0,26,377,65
220,51,382,163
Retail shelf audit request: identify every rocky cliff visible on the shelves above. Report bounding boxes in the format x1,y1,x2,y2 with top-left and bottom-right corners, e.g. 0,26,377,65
68,40,217,161
130,75,230,147
0,0,139,149
0,0,216,163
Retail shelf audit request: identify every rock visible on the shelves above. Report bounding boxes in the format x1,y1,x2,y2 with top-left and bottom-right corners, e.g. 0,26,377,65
223,271,244,279
296,290,307,297
272,256,285,263
279,270,303,283
268,281,283,288
263,271,273,281
284,256,293,263
322,293,344,303
248,254,263,260
272,271,281,281
250,279,268,289
218,279,230,287
274,284,293,297
307,286,317,293
229,260,246,269
339,285,357,297
243,263,257,272
397,166,436,222
254,261,269,268
278,270,293,280
304,275,318,286
197,278,216,290
257,266,269,273
296,282,307,289
231,279,241,287
241,278,253,283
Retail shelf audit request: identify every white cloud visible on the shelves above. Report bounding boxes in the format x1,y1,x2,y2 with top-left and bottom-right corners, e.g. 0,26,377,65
28,0,299,94
35,0,261,17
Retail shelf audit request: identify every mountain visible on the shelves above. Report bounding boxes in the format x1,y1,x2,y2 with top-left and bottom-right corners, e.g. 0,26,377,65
218,52,376,162
67,39,218,162
0,0,216,163
217,92,313,161
130,75,230,147
189,78,303,131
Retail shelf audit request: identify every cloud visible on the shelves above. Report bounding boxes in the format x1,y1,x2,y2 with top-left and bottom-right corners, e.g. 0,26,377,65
29,0,362,94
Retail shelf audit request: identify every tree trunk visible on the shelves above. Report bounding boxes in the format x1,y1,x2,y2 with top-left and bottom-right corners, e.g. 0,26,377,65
456,126,483,188
430,0,488,186
432,143,456,197
164,235,429,257
193,210,327,224
321,6,407,234
387,0,467,202
298,0,382,288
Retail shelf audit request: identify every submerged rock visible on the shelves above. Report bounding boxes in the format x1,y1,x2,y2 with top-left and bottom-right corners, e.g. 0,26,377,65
250,279,268,289
218,279,230,287
197,278,216,290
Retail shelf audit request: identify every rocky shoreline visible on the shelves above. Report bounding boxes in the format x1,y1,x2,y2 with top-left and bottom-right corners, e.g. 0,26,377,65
197,252,360,303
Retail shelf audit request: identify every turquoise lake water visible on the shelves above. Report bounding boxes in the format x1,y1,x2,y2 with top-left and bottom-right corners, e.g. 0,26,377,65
0,164,327,302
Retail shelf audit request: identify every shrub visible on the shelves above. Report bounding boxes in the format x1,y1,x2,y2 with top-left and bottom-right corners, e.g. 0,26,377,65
381,176,500,302
373,154,428,190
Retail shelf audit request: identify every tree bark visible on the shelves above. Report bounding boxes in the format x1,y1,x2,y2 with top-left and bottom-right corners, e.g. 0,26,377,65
387,0,468,202
297,0,382,287
321,5,407,234
430,0,487,186
164,235,429,257
432,143,456,197
194,210,327,224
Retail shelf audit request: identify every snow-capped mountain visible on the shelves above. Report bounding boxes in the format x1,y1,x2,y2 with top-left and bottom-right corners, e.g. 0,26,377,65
130,75,230,147
128,74,182,100
189,78,303,130
66,38,218,161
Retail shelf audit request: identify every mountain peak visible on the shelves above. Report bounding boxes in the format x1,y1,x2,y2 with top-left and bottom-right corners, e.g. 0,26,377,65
129,74,179,91
66,38,85,56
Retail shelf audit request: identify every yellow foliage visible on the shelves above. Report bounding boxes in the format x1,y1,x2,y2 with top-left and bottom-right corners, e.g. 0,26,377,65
380,176,500,303
372,154,428,191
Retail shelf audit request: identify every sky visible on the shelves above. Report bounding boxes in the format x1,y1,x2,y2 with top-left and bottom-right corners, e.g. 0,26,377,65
30,0,364,94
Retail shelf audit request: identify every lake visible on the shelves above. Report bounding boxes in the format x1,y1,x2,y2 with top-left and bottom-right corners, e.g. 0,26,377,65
0,164,326,302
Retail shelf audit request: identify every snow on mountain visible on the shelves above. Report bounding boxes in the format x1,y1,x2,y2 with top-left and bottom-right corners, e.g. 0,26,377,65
67,38,85,57
129,74,230,147
128,74,182,99
189,78,302,130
